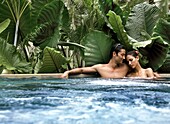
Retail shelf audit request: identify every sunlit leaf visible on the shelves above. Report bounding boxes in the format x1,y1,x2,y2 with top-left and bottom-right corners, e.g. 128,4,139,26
0,18,10,34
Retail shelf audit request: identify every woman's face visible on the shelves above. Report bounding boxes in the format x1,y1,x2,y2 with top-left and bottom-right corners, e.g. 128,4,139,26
126,55,138,69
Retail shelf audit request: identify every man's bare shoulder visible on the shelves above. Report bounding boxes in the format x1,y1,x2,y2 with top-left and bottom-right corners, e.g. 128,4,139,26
92,64,106,68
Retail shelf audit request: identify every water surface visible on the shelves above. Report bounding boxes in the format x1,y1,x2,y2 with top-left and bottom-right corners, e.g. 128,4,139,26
0,77,170,124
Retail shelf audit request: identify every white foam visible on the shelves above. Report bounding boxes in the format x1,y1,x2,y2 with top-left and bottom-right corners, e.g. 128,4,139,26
88,79,170,87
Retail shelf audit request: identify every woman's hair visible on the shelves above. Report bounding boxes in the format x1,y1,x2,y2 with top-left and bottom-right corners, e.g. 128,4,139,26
126,50,139,58
110,43,124,58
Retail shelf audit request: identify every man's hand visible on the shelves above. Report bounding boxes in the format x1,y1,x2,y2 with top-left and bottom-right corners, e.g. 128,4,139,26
61,71,69,78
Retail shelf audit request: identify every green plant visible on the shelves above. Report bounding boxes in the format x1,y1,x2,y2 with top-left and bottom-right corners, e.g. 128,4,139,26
0,38,32,73
0,0,72,73
0,0,169,74
0,18,31,73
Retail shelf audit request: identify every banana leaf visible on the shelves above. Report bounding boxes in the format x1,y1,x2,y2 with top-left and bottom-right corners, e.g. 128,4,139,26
107,10,132,50
125,3,160,41
0,19,10,34
81,30,114,66
38,47,69,73
153,18,170,72
0,38,32,73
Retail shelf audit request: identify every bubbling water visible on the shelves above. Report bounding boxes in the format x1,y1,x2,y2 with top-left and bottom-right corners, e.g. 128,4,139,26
0,78,170,124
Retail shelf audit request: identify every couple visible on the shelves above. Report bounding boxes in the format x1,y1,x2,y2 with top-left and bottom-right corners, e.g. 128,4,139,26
61,43,158,79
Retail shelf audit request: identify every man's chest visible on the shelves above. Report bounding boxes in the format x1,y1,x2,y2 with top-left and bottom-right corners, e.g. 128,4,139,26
98,67,126,78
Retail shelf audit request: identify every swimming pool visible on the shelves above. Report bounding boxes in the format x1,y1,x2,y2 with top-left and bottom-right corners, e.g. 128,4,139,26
0,77,170,124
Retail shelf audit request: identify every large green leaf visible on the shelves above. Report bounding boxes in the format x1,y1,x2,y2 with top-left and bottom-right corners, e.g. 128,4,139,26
153,18,170,72
81,30,114,66
0,38,32,73
0,0,33,44
153,18,170,44
31,0,69,49
0,19,10,34
37,0,69,28
39,47,68,73
124,3,169,71
125,3,160,41
107,10,132,50
121,0,147,17
148,37,169,71
133,36,169,71
158,50,170,73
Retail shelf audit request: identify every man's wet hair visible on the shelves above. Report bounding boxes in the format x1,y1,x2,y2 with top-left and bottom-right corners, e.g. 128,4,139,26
110,43,125,58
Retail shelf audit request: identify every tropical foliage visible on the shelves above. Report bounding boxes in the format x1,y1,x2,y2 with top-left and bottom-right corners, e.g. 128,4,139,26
0,0,169,74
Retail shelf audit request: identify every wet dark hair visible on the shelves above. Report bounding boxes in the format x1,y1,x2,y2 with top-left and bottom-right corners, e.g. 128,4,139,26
126,50,139,58
110,43,125,58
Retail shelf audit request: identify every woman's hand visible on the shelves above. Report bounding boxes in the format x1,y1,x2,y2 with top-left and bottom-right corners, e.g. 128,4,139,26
153,72,160,78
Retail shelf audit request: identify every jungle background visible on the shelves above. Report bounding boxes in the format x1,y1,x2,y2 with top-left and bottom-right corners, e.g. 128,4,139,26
0,0,170,74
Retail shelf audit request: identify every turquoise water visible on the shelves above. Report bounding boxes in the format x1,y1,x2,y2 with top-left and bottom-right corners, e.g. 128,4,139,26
0,77,170,124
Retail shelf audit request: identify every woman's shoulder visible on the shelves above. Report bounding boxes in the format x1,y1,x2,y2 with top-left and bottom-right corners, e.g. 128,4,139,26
145,68,153,72
144,68,154,77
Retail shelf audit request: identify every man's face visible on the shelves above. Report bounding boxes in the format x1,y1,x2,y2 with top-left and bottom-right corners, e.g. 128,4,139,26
115,49,126,64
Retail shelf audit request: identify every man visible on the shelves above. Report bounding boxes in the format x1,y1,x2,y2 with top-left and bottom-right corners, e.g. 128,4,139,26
61,43,129,78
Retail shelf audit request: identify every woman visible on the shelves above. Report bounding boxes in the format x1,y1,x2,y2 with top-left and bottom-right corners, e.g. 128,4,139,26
126,50,155,78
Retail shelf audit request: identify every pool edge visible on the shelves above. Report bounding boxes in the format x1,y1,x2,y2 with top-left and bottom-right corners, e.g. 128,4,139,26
0,73,63,79
0,73,169,79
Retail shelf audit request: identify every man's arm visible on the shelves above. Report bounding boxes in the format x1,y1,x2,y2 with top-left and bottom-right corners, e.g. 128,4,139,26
61,66,97,78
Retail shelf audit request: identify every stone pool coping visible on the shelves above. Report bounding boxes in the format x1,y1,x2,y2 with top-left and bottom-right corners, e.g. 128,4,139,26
0,73,169,79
